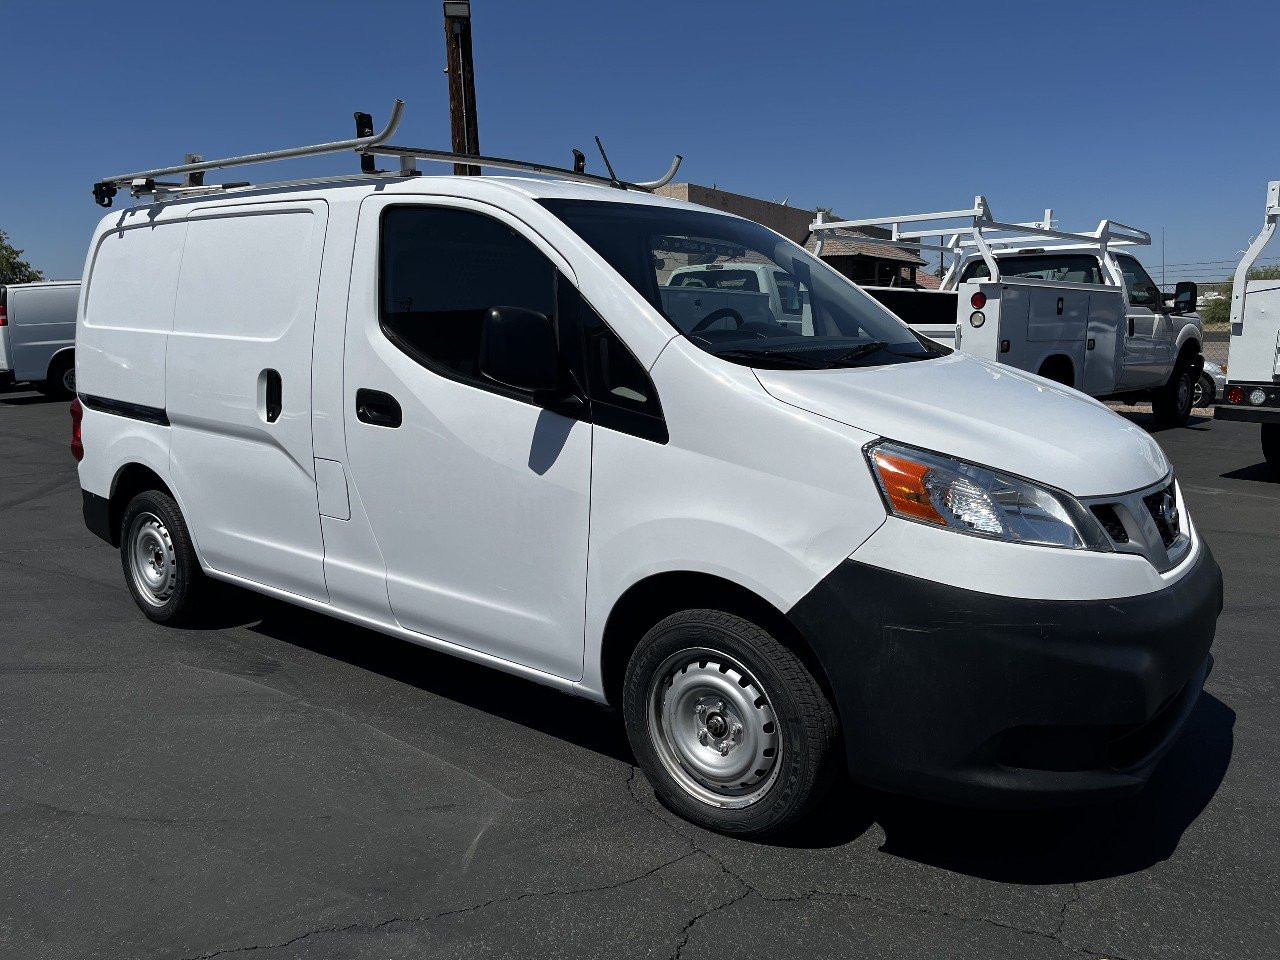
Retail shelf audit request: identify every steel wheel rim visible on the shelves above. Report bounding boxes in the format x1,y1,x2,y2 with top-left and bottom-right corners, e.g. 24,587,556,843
1192,376,1209,408
128,512,177,607
62,366,76,394
646,647,781,809
1177,372,1192,413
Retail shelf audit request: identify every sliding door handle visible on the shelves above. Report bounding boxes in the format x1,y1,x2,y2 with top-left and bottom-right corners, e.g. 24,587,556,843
355,388,402,428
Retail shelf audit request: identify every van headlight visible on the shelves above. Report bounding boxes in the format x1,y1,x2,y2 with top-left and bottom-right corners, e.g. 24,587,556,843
866,441,1111,551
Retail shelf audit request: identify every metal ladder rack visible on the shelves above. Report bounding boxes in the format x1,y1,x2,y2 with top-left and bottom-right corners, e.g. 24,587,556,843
810,196,1150,289
92,99,683,207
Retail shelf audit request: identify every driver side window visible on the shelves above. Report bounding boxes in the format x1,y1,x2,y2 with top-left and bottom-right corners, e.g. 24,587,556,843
1118,256,1161,309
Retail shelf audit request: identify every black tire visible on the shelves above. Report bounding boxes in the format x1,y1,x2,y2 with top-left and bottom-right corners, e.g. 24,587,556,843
1152,352,1198,427
38,354,76,400
622,609,838,837
1263,423,1280,475
119,490,208,625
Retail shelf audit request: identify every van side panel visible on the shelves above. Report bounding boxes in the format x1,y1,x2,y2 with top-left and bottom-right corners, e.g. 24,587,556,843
80,220,187,409
8,283,79,382
166,202,329,603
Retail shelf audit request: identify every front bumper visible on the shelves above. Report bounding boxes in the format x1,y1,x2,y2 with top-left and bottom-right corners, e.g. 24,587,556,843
787,544,1222,807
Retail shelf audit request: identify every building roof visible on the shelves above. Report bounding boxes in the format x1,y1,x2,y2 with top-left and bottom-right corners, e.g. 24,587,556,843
803,228,926,266
912,269,943,289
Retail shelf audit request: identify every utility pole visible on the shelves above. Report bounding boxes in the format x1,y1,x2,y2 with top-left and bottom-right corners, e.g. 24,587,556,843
443,1,481,175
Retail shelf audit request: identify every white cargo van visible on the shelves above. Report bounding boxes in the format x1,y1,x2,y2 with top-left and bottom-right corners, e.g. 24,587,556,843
1216,180,1280,471
813,202,1205,427
74,106,1221,836
0,280,80,397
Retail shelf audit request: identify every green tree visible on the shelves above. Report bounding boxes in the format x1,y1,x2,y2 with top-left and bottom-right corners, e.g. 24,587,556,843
1198,265,1280,326
0,229,45,284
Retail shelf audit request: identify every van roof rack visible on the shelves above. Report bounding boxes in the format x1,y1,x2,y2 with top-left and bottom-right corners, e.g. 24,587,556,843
810,197,1150,287
92,99,683,208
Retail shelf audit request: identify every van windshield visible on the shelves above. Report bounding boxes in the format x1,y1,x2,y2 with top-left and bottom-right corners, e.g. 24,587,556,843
540,199,944,370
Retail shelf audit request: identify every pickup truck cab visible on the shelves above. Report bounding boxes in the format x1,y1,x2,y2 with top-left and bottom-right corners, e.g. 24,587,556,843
663,262,813,334
817,202,1205,427
73,116,1222,837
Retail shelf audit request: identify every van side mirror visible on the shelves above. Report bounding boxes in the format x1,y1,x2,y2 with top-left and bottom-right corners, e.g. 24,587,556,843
479,306,560,392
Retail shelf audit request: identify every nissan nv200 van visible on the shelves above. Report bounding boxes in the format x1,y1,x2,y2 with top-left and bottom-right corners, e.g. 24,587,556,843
74,173,1222,837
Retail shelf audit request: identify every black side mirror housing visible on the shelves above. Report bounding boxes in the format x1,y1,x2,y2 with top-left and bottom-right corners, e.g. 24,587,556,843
1174,280,1197,313
479,306,560,392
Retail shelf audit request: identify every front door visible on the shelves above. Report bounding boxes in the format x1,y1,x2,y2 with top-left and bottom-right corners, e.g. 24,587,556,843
342,197,591,681
1116,254,1167,390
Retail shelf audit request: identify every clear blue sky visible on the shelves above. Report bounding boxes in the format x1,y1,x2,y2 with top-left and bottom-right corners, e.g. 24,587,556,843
5,0,1277,285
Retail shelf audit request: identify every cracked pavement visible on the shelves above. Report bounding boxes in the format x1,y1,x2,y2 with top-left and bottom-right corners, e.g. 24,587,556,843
1,393,1276,959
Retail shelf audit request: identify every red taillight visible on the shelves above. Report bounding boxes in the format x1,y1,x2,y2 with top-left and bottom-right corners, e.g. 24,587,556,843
970,291,987,309
1226,386,1244,405
0,304,7,326
70,397,84,462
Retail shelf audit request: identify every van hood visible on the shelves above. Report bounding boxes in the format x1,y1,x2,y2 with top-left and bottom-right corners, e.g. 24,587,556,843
754,353,1169,498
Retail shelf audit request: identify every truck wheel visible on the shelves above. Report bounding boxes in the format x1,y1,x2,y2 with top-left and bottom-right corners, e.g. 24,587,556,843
622,609,838,837
37,354,76,400
1263,424,1280,474
1152,355,1197,427
119,490,208,625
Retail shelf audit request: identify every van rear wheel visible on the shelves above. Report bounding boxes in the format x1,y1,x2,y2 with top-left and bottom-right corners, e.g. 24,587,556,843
622,610,838,837
119,490,208,625
37,354,76,400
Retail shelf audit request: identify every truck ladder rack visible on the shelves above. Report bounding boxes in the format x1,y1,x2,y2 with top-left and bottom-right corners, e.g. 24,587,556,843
92,99,682,207
810,197,1150,288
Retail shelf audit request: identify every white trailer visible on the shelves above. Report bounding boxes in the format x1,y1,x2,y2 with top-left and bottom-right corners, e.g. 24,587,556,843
1214,181,1280,471
812,199,1205,426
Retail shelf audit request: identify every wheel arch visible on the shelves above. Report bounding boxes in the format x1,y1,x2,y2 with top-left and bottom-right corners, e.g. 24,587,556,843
1036,354,1076,388
597,570,839,716
107,462,175,547
46,346,75,380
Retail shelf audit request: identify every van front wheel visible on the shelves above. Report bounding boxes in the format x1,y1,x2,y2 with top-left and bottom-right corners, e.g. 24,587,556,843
119,490,207,625
622,610,838,837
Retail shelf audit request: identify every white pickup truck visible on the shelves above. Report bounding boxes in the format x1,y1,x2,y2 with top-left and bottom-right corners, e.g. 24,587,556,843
1215,180,1280,471
660,262,813,335
812,200,1205,427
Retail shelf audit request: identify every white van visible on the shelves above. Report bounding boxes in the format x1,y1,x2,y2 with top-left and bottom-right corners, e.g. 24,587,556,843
73,125,1222,837
0,280,80,397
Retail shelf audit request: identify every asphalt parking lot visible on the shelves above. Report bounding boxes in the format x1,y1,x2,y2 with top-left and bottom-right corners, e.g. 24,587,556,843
1,388,1276,960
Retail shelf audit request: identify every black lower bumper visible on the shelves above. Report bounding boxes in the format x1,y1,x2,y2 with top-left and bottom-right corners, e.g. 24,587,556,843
1215,404,1280,424
788,544,1223,807
82,490,113,546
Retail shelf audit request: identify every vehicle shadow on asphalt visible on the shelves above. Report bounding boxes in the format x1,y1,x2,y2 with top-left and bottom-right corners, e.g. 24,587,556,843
0,392,61,406
224,593,1234,881
1220,462,1279,484
239,596,635,765
865,694,1235,883
1115,410,1215,433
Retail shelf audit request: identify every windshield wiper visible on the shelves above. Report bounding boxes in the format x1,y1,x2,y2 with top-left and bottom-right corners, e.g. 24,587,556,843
833,341,890,363
713,348,833,369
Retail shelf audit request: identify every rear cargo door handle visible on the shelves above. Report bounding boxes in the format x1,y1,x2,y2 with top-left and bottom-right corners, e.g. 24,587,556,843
263,369,282,423
356,388,402,428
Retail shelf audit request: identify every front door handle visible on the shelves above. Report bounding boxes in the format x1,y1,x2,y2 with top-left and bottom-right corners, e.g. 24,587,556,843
356,388,402,428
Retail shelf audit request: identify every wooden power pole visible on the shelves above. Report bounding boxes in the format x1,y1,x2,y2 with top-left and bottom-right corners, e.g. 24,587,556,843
443,1,481,175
